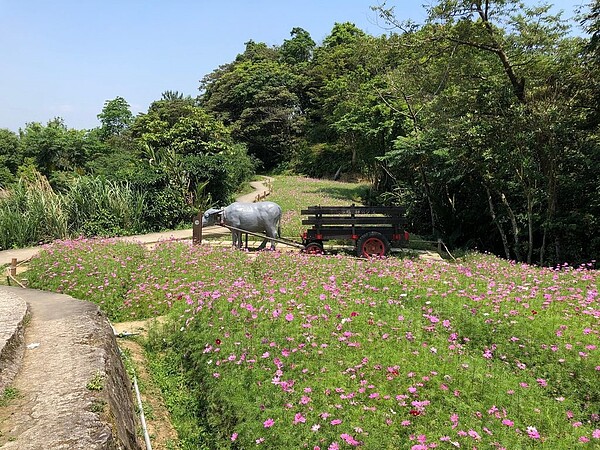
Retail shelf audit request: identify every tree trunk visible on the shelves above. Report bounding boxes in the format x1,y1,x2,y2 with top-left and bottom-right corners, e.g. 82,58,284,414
486,186,511,259
501,193,522,262
540,155,559,266
420,166,436,236
527,191,534,265
473,3,526,104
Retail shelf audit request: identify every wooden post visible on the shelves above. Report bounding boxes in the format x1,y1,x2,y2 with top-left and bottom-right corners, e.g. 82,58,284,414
192,213,203,245
10,258,17,277
437,238,442,255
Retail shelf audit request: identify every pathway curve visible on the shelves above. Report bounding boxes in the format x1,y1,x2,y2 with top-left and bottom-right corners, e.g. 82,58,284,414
0,286,139,449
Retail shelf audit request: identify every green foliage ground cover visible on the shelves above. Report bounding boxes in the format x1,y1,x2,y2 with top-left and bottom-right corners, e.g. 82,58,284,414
27,239,599,449
269,176,371,239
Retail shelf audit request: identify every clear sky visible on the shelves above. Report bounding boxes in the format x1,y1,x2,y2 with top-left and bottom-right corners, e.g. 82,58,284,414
0,0,588,132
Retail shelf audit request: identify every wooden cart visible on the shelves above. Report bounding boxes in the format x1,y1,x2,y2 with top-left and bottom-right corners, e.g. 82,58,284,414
301,205,409,257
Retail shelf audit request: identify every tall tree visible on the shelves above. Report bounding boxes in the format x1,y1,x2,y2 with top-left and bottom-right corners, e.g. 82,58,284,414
374,0,590,263
97,96,134,141
200,39,303,169
130,99,255,208
279,27,316,64
19,118,92,180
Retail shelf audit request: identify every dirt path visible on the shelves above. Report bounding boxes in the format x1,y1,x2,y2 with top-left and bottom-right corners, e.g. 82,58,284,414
112,319,178,450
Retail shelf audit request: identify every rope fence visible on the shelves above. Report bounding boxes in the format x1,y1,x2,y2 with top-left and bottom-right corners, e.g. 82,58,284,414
253,179,274,203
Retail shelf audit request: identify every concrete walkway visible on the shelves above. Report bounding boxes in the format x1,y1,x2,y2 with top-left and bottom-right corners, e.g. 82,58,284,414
0,286,140,449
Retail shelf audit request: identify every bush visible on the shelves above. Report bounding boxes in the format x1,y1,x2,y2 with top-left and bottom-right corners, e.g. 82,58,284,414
289,142,352,179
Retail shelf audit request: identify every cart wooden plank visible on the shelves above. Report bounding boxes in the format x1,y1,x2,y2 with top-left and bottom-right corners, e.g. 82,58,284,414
302,217,407,225
301,206,405,216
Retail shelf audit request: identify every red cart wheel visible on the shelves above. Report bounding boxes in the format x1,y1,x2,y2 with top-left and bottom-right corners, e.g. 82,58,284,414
356,232,390,257
304,242,324,254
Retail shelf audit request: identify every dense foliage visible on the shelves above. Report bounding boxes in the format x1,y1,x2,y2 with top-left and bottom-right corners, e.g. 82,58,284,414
0,93,256,248
27,239,600,449
197,1,600,266
1,0,599,265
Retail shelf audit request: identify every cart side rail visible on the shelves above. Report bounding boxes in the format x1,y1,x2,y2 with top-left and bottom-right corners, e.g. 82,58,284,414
302,216,407,226
301,205,406,216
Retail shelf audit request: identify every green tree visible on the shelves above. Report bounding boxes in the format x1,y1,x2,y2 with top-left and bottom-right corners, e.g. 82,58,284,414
97,96,134,141
19,118,95,185
279,27,315,64
130,98,255,226
302,24,406,178
0,129,21,186
373,0,593,264
200,40,303,169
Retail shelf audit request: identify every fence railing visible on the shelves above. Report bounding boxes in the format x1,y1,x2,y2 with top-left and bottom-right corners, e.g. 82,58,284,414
253,179,273,203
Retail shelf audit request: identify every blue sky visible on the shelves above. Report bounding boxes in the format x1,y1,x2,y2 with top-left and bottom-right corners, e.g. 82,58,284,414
0,0,588,132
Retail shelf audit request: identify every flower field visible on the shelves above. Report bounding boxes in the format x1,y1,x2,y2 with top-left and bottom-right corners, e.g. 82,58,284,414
25,237,599,449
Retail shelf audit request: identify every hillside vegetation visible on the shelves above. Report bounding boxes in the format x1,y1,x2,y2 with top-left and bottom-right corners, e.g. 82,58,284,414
3,1,600,265
25,178,599,449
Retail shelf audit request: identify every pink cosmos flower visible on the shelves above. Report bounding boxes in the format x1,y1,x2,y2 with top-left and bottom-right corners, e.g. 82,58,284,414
263,418,274,428
468,429,481,440
285,313,294,321
450,413,459,429
330,419,342,425
526,426,540,439
293,413,306,424
231,433,238,441
340,433,360,446
592,429,600,439
300,396,311,404
502,419,514,427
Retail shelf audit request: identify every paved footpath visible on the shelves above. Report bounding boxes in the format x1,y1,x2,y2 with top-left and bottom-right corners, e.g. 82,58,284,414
0,286,140,449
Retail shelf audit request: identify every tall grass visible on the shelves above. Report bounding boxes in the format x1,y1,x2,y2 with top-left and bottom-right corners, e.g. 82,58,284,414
0,174,146,250
0,177,68,249
63,177,146,236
